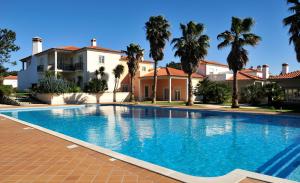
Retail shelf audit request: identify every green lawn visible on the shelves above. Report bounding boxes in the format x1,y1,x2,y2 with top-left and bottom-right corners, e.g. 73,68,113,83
139,101,300,114
141,101,187,106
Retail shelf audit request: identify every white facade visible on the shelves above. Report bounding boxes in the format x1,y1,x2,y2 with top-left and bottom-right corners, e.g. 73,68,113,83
18,38,126,91
197,62,230,76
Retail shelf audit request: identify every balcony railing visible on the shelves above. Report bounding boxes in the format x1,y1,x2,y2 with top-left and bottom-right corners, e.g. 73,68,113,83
58,64,74,71
74,62,83,70
46,63,83,71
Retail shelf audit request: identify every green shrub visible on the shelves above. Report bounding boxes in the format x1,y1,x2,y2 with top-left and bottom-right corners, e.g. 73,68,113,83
67,82,81,93
0,85,14,96
194,78,231,104
208,83,231,104
263,82,284,106
36,76,70,94
241,84,265,105
85,78,108,93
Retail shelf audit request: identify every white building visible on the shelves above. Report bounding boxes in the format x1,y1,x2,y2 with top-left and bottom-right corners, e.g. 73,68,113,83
18,37,135,91
3,75,18,88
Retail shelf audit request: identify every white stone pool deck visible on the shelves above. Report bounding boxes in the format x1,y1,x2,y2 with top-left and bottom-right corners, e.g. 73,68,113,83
0,104,298,183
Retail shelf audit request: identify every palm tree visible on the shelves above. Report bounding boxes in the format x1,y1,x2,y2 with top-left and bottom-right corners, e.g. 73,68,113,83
217,17,261,108
145,15,171,104
172,21,210,106
113,64,124,102
124,43,144,102
283,0,300,62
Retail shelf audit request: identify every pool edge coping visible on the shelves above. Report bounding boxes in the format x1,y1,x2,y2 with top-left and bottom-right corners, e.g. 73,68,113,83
0,106,298,183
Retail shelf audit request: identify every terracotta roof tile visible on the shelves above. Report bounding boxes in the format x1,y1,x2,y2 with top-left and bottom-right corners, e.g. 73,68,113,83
142,67,204,78
242,68,262,73
200,60,228,68
227,71,262,80
4,75,17,80
58,46,80,51
269,70,300,80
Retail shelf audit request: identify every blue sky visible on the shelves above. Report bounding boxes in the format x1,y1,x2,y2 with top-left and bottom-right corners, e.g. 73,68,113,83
1,0,299,74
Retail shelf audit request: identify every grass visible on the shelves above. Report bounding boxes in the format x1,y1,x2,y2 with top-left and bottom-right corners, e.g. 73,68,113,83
141,101,187,106
139,101,300,114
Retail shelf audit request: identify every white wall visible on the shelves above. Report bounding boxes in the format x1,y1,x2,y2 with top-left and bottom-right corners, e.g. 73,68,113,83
205,64,230,75
18,56,40,90
86,50,122,92
197,63,229,76
36,92,130,105
3,79,18,88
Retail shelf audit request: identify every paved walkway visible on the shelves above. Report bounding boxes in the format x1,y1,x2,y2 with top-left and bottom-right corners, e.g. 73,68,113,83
0,114,268,183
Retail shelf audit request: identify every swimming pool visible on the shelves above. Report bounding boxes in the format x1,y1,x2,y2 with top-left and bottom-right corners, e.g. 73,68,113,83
1,105,300,182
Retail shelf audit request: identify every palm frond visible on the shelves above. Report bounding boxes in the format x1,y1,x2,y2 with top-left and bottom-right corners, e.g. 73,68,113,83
231,17,242,34
241,18,254,33
242,33,261,46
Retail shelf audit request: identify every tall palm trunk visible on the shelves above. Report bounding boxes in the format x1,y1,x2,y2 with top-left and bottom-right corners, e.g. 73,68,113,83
113,77,117,102
187,73,193,106
130,75,135,102
152,61,158,104
232,71,239,108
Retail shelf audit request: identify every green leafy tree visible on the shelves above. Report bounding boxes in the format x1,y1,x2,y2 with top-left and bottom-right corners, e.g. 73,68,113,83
124,44,144,102
217,17,261,108
194,78,214,104
113,64,124,102
166,61,182,70
283,0,300,62
172,21,210,106
263,82,284,105
145,15,171,104
0,29,19,65
0,29,19,101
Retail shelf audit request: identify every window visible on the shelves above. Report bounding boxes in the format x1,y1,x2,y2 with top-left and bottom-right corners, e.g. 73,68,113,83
175,90,181,101
142,66,146,71
79,55,83,63
144,85,149,98
122,84,128,92
99,55,105,64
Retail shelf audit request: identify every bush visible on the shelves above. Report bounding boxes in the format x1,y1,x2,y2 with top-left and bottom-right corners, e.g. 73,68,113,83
67,82,81,93
208,83,231,104
263,82,284,106
85,78,108,93
194,78,231,104
0,85,14,96
241,84,264,105
36,76,70,94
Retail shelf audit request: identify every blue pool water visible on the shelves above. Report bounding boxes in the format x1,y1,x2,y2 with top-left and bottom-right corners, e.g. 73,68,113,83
1,105,300,181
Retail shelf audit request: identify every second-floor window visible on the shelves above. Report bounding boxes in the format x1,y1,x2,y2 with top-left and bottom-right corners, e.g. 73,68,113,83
99,55,105,64
79,55,83,63
142,66,146,71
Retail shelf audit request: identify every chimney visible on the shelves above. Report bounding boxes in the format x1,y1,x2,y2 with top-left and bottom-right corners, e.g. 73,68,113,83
262,64,269,79
282,63,289,74
91,38,97,47
32,37,42,55
257,65,262,72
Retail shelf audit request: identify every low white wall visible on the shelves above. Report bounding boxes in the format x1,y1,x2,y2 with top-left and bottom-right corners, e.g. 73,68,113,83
3,79,18,88
36,92,130,105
